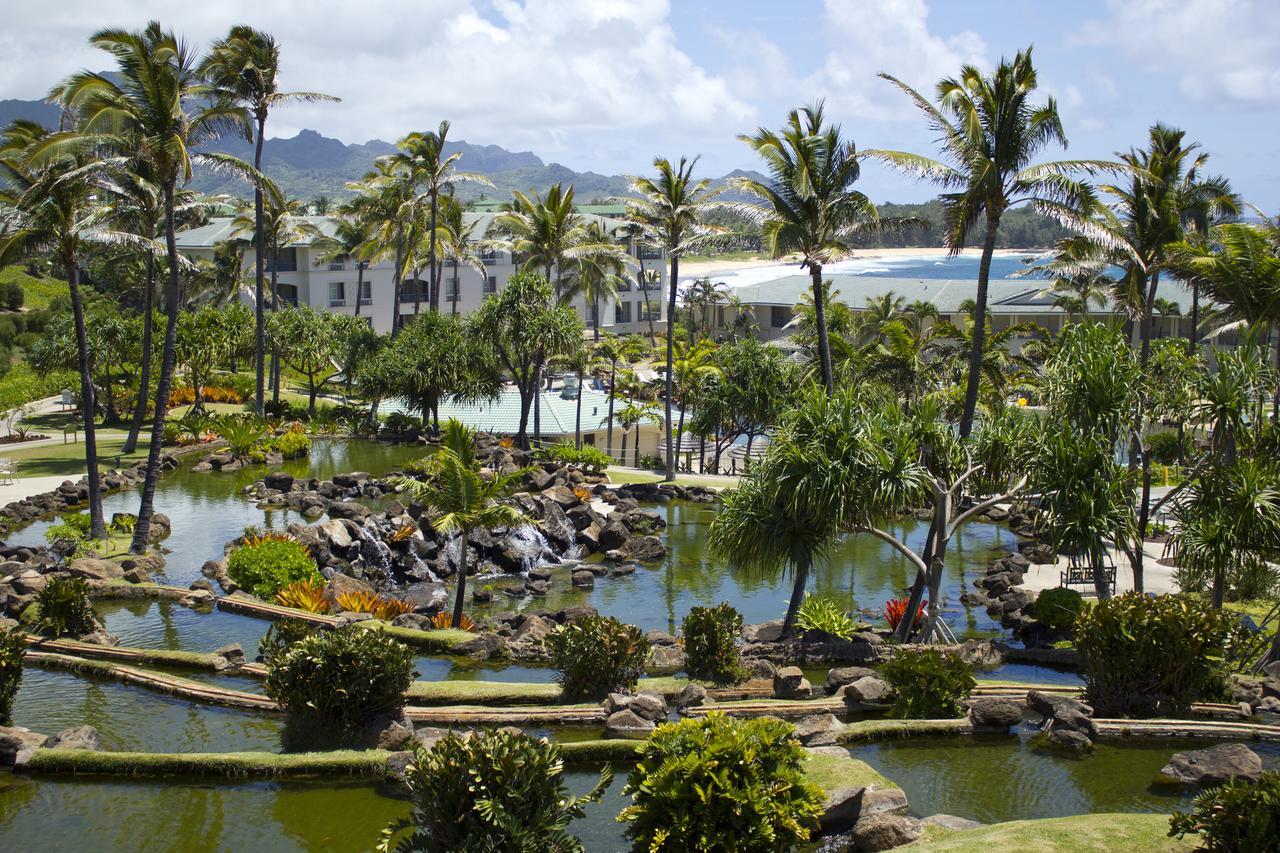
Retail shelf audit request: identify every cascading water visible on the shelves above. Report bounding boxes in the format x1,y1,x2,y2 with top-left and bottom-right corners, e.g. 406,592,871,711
500,524,559,574
355,522,393,576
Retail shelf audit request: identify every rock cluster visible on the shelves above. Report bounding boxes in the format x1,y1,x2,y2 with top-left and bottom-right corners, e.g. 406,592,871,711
0,453,187,536
740,619,887,665
1229,660,1280,715
811,746,916,850
0,724,101,767
603,690,669,737
1028,689,1097,751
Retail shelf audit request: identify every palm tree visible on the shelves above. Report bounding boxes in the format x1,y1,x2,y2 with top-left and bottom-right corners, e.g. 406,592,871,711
561,220,628,339
616,219,660,344
1038,270,1111,319
200,26,337,416
438,196,486,316
0,120,112,538
1153,297,1182,337
617,399,662,468
929,317,1042,407
872,48,1103,437
382,123,491,313
624,157,723,481
736,102,921,394
393,420,531,627
55,21,251,553
348,160,415,335
553,341,595,449
230,190,322,401
311,203,375,318
852,291,907,344
592,334,646,461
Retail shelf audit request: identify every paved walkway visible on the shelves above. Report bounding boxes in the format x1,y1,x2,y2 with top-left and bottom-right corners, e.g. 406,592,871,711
0,474,77,506
1018,537,1178,596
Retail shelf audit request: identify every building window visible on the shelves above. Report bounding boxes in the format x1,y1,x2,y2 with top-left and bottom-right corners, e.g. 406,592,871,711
445,277,459,300
484,276,497,294
358,281,372,305
639,305,661,322
770,306,792,328
328,281,346,307
615,301,632,324
637,246,663,260
480,250,501,265
269,247,298,272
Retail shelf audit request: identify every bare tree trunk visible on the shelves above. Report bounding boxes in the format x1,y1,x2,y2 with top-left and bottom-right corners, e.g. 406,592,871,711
253,114,267,417
124,251,155,453
131,181,182,553
68,262,107,539
606,361,617,461
664,254,679,481
780,560,809,638
960,212,1000,439
428,191,439,312
270,255,281,405
575,367,583,449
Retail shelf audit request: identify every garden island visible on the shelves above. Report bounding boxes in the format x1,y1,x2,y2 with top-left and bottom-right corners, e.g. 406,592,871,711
0,14,1278,853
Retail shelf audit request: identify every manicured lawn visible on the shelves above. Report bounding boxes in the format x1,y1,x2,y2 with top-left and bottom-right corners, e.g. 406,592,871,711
2,430,150,478
0,264,65,310
906,813,1194,852
802,750,898,795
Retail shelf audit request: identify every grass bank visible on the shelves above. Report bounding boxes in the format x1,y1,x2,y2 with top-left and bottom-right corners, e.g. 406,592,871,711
907,813,1193,852
24,749,389,779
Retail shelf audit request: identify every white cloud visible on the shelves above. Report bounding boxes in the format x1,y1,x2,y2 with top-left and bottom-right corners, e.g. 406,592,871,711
800,0,988,120
0,0,754,166
1083,0,1280,104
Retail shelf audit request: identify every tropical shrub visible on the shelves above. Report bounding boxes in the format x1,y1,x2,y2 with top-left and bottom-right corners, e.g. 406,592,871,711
1146,430,1183,465
1077,593,1234,717
1028,587,1085,637
379,729,608,853
44,511,92,545
0,627,26,725
682,603,747,684
883,597,926,632
269,429,311,459
796,595,858,640
109,513,137,535
381,411,420,435
402,454,443,479
226,538,320,599
32,575,96,638
1169,770,1280,851
537,441,611,473
880,648,975,719
257,619,318,667
275,578,330,614
546,615,649,700
636,453,663,471
213,415,267,457
264,626,414,734
618,713,825,852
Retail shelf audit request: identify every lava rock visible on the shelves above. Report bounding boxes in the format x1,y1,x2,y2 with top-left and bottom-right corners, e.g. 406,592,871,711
793,714,843,746
48,725,100,751
967,697,1023,732
1156,743,1263,787
773,666,814,699
825,666,879,695
848,814,923,851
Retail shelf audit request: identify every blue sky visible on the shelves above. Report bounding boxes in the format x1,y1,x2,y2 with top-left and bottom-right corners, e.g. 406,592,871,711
4,0,1278,208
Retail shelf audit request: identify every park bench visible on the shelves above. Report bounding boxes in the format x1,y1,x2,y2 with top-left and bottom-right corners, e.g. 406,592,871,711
1059,561,1116,596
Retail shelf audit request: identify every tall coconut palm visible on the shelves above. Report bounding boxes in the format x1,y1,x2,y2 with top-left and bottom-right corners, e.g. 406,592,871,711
200,26,337,416
393,420,531,628
872,48,1104,437
348,160,416,335
311,203,375,318
592,334,646,461
562,220,628,339
382,124,491,312
615,220,660,344
624,157,723,481
55,21,251,553
438,196,486,316
736,102,921,395
0,120,114,538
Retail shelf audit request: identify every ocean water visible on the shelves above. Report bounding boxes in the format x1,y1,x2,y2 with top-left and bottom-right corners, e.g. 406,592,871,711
686,251,1044,290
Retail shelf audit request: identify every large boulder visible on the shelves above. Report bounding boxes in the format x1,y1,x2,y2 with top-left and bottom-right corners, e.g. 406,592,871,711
605,708,654,738
843,676,894,709
671,683,708,709
773,666,814,699
647,644,686,675
967,698,1023,733
326,573,375,605
623,536,667,563
826,666,879,695
48,725,100,751
793,714,843,746
1156,744,1263,788
848,814,923,851
66,558,124,581
627,692,668,722
597,521,630,553
0,726,48,766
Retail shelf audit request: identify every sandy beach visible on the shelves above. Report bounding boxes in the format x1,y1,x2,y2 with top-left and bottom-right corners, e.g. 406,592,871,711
679,247,1040,281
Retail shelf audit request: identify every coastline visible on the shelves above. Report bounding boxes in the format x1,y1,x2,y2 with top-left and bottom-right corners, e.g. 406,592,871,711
680,247,1043,280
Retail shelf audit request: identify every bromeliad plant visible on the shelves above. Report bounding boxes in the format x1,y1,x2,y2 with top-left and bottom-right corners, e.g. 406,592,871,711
883,597,927,633
391,419,532,629
334,591,414,621
213,414,267,458
430,611,475,631
275,578,330,614
795,595,859,640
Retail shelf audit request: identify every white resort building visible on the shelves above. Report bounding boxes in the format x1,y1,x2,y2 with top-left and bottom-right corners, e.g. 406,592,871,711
174,210,667,336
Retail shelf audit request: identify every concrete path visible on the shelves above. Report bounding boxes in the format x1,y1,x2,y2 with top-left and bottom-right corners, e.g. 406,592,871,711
1018,537,1178,596
0,474,80,506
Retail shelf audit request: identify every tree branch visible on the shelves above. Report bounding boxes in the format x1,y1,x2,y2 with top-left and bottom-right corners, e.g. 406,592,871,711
864,525,928,575
948,476,1029,538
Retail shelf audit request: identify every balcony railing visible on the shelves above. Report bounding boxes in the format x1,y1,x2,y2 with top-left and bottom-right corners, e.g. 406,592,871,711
329,299,346,307
327,262,345,271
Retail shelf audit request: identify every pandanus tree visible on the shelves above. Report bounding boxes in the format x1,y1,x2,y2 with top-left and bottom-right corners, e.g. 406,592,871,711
871,47,1104,438
624,157,723,481
735,101,922,395
52,21,252,553
199,25,337,415
393,420,532,628
0,120,114,537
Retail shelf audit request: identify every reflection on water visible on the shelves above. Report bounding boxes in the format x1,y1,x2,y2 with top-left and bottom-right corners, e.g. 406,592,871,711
854,733,1280,824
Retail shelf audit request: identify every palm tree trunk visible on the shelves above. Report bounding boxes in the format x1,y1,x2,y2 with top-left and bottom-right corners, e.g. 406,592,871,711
124,251,155,453
452,530,469,628
428,191,439,313
574,367,583,449
621,431,628,467
532,358,542,448
353,262,364,319
390,225,405,338
67,261,106,540
810,263,834,395
131,180,182,554
780,559,809,638
270,254,281,404
664,254,679,481
1188,280,1199,356
960,213,1000,439
634,428,641,468
592,296,600,341
253,114,267,417
412,263,422,316
638,256,656,345
606,361,617,461
451,257,459,316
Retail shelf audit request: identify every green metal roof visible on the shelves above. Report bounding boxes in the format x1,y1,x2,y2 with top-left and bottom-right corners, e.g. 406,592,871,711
386,386,620,436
